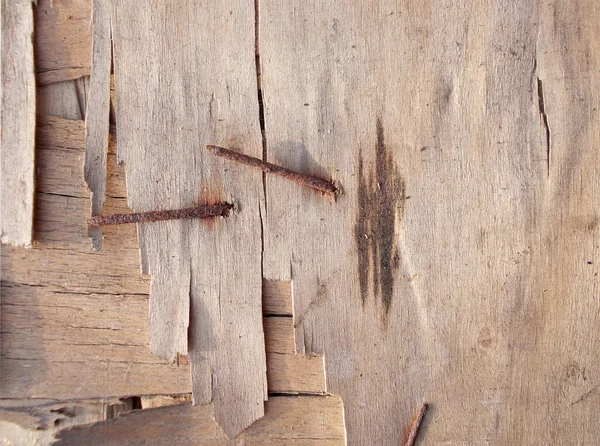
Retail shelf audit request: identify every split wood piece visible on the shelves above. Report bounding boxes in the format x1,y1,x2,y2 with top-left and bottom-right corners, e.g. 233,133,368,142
87,203,233,227
1,0,36,247
109,1,266,437
404,403,428,446
84,0,112,251
207,145,339,195
34,0,92,85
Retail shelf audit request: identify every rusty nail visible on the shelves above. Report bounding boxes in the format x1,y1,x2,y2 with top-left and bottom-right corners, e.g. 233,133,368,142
404,403,428,446
206,145,339,196
87,203,234,227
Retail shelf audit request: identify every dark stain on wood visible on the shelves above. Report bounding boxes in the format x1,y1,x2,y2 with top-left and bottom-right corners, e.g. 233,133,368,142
355,117,406,316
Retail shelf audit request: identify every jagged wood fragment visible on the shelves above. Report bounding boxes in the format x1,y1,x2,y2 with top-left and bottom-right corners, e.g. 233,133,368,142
84,0,112,251
34,0,92,84
109,1,266,436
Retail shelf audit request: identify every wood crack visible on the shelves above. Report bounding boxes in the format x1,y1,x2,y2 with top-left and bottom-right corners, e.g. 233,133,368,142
537,77,551,177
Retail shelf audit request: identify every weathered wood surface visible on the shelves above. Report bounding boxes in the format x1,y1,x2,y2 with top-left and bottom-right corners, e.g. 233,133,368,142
0,110,334,443
1,116,324,401
108,0,268,436
1,0,36,247
260,0,599,444
54,397,345,446
34,0,92,85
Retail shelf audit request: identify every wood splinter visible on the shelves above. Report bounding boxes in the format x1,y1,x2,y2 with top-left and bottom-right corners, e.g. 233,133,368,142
404,403,428,446
206,145,340,196
87,203,234,227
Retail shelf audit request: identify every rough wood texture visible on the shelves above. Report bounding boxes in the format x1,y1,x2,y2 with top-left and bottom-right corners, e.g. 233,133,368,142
260,1,599,444
109,1,267,436
0,398,136,445
1,0,36,247
1,116,325,401
34,0,92,85
84,0,112,250
54,397,344,445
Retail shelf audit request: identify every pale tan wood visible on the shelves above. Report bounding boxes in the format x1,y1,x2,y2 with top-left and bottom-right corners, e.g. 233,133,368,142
0,278,324,398
499,3,600,444
1,116,324,400
34,0,92,85
53,396,344,445
109,1,267,436
84,0,112,250
0,283,192,399
260,1,599,444
1,0,36,247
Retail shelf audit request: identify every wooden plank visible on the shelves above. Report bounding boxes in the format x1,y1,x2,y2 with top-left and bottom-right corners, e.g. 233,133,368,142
0,282,192,399
1,0,36,247
260,1,599,444
499,2,600,444
109,1,267,436
34,0,92,85
84,0,112,250
53,396,344,445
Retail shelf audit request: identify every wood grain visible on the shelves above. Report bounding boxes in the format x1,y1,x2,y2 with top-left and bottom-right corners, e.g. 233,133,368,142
84,0,112,250
260,1,599,444
53,397,344,445
34,0,92,85
1,116,323,401
109,0,267,436
1,0,36,247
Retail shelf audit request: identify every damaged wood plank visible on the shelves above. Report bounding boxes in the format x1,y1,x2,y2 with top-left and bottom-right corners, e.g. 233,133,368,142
53,396,344,445
1,0,36,247
260,0,599,444
84,0,112,251
103,1,268,435
34,0,92,85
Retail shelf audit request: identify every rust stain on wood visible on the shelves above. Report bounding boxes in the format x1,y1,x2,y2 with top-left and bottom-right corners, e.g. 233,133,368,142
355,117,406,318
